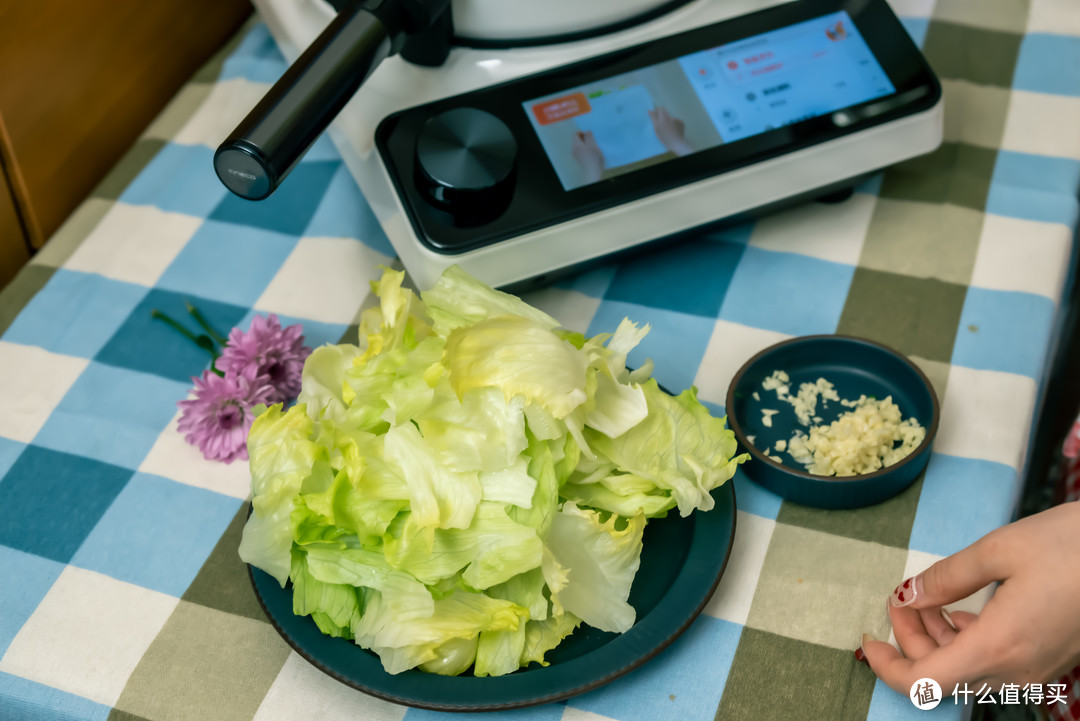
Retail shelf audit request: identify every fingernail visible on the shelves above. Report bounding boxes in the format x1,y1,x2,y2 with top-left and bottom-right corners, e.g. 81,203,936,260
855,632,871,665
940,607,957,631
890,575,922,607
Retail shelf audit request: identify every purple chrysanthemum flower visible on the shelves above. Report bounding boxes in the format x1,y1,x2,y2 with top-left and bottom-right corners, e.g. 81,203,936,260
217,314,311,404
177,368,274,463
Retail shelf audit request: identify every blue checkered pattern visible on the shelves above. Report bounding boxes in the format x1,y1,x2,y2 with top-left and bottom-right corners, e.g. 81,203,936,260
1,6,1078,721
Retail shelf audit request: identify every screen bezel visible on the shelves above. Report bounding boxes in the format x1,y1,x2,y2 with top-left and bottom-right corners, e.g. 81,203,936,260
376,0,941,254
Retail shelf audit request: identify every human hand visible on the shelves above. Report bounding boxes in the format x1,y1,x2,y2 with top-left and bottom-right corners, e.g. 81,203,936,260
861,502,1080,696
648,106,692,157
571,130,604,183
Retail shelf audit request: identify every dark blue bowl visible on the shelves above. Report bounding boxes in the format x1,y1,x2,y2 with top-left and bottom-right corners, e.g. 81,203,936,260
725,335,939,509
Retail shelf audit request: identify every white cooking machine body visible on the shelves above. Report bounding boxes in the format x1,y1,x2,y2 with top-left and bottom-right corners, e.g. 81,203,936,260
218,0,943,288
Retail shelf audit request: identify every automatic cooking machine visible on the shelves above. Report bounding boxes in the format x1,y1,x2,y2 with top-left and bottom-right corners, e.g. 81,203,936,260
215,0,943,289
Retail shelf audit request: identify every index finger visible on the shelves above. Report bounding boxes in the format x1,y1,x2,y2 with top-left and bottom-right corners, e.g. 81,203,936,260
863,620,994,696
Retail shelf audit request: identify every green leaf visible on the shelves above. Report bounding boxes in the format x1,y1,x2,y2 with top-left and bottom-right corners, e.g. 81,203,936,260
543,502,645,633
290,550,362,638
353,588,526,675
520,612,582,667
382,502,543,590
585,380,749,517
238,404,320,586
421,264,559,337
443,315,588,420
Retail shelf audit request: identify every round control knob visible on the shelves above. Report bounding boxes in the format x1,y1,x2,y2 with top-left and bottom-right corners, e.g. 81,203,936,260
415,108,517,226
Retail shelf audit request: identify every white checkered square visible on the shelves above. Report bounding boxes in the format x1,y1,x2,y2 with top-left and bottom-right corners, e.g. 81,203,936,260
138,408,252,500
254,652,407,721
702,511,775,626
1027,0,1080,36
64,203,200,287
521,286,601,335
143,84,215,142
748,192,876,266
940,79,1012,150
254,236,392,324
887,0,936,18
934,365,1036,471
173,78,274,149
693,320,790,407
1002,90,1080,161
0,566,178,707
562,708,619,721
971,214,1072,300
0,342,89,444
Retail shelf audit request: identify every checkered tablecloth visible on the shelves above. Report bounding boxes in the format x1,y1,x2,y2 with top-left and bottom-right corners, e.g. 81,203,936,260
2,1,1079,719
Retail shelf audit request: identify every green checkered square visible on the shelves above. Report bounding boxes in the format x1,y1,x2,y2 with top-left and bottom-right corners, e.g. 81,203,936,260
878,142,998,211
838,269,967,364
941,80,1013,150
716,628,878,721
860,198,984,285
922,21,1023,87
113,600,291,721
777,476,925,550
744,524,902,650
108,710,154,721
910,356,950,406
932,0,1031,34
182,505,267,622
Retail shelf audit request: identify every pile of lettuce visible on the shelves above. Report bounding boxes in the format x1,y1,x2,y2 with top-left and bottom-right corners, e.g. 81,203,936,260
238,266,747,677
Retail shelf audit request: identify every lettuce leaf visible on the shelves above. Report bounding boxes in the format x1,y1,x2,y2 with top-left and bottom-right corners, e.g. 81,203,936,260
443,315,588,419
543,502,645,633
586,380,750,517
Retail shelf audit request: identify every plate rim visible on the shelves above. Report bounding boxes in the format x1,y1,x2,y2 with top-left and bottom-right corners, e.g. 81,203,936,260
246,480,738,712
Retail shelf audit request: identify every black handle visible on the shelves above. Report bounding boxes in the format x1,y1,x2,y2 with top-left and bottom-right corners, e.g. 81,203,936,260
214,1,403,200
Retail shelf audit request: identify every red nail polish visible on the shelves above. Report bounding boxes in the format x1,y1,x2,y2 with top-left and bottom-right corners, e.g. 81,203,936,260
890,576,920,608
854,647,867,663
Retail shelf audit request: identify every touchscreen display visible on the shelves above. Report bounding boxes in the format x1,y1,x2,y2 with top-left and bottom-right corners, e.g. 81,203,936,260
523,11,896,191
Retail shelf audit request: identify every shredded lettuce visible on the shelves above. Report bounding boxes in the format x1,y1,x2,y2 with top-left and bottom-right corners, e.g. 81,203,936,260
239,265,748,676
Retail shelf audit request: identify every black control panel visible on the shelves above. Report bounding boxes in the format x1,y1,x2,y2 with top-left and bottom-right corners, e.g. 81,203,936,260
375,0,940,256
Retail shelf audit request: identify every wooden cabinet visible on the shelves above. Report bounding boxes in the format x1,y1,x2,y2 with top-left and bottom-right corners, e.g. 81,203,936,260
0,141,31,289
0,0,253,288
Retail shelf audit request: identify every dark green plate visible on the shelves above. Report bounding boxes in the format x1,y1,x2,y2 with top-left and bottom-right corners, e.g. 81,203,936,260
725,334,939,509
248,481,736,711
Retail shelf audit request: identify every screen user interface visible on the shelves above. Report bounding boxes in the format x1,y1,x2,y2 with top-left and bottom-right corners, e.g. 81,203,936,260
524,11,896,191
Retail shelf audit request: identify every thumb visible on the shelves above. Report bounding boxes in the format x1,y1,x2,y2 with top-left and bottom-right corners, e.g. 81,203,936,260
890,533,1006,610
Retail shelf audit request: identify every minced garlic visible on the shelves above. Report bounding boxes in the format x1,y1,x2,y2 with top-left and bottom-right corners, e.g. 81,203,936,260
759,372,926,476
785,395,925,476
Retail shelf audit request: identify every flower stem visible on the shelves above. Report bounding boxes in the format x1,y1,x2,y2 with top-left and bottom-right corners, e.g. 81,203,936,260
151,310,220,360
186,302,229,346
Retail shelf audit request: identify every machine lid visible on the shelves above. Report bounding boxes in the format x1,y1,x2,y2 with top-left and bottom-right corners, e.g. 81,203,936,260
451,0,696,45
324,0,698,46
